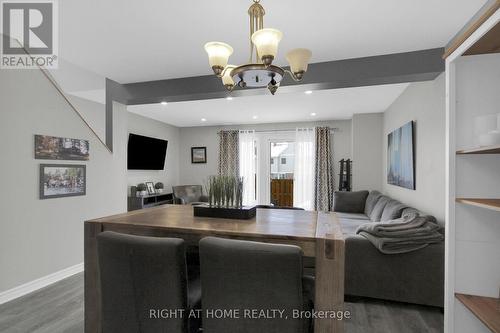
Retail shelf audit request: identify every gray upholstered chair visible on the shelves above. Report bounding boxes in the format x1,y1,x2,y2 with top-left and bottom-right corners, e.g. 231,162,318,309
172,185,208,205
199,237,314,333
97,231,201,333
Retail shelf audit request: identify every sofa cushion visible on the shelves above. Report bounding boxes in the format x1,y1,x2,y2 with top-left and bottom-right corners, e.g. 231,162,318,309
381,200,408,221
369,196,391,222
344,235,445,307
364,191,383,216
333,191,369,213
335,212,370,220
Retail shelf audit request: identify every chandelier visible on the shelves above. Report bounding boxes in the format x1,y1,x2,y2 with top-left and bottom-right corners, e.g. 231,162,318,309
204,0,312,95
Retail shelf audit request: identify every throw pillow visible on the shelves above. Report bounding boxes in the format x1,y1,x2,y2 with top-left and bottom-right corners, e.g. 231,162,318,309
333,191,369,213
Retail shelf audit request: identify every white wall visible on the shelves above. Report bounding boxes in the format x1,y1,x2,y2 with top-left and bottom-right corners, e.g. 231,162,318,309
127,112,180,194
178,120,353,192
0,69,127,293
352,113,383,192
382,73,446,223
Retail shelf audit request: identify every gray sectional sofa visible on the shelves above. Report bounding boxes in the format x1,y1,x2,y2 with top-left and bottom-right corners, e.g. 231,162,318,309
334,190,444,307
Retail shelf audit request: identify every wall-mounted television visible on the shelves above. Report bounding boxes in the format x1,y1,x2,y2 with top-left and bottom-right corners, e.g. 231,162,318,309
127,133,168,170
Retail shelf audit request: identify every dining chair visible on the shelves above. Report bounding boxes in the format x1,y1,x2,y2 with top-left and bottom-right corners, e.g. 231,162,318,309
97,231,201,333
199,237,314,333
172,185,209,205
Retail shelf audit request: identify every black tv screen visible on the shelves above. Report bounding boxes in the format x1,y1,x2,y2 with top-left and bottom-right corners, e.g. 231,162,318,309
127,134,168,170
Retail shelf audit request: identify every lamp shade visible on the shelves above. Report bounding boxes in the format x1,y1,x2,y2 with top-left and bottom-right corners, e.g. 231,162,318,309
204,42,234,69
251,28,283,60
222,65,236,86
286,48,312,73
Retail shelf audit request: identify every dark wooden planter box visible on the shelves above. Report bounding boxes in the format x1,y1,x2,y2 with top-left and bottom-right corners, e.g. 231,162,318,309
193,205,257,220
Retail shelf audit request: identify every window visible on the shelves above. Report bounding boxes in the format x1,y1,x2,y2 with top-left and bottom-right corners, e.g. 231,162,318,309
270,158,274,165
281,157,286,164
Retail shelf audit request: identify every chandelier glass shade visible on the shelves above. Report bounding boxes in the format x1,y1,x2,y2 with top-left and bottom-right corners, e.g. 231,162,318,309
204,42,234,76
251,28,283,65
204,0,312,95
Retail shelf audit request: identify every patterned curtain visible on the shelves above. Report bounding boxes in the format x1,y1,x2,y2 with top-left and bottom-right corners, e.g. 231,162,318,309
218,130,240,177
314,127,335,211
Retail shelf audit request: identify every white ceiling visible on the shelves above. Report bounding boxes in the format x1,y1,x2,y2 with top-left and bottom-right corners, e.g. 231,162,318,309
59,0,487,83
127,83,410,127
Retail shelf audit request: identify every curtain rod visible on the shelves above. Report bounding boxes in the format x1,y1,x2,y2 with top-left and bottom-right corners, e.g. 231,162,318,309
218,127,339,134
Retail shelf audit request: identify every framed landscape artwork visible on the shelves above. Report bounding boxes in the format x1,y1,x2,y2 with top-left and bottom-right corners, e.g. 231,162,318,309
40,164,86,199
35,135,89,160
191,147,207,163
387,121,415,190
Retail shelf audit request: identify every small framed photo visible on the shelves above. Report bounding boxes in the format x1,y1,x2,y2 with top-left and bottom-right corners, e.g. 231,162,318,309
145,182,156,195
40,164,86,199
191,147,207,164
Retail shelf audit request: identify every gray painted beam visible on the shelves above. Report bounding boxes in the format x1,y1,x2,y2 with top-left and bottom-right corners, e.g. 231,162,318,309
122,48,444,105
105,78,130,152
104,48,444,152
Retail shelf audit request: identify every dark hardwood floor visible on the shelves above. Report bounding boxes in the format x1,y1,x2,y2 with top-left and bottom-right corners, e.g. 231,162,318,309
0,274,84,333
0,273,443,333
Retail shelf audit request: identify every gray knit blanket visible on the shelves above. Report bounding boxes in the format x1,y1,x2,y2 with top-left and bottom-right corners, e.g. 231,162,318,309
356,213,444,254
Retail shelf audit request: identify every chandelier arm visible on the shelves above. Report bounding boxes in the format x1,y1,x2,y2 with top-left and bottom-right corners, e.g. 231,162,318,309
285,70,303,82
220,66,231,77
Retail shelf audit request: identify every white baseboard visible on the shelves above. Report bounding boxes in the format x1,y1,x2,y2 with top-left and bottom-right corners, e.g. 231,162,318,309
0,262,84,305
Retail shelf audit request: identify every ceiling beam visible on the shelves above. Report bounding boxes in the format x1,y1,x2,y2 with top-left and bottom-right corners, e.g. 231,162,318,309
104,47,444,151
119,47,444,105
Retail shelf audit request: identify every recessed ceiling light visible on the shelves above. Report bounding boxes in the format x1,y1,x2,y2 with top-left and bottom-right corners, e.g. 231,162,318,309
201,118,207,122
310,112,317,116
226,97,233,101
252,115,258,119
160,101,168,105
305,90,313,95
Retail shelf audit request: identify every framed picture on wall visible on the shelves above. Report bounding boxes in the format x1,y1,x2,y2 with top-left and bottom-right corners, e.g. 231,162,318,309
35,135,89,160
387,121,415,190
191,147,207,164
40,164,86,199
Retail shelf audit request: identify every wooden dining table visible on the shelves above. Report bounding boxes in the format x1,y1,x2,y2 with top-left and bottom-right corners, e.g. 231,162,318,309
84,205,345,333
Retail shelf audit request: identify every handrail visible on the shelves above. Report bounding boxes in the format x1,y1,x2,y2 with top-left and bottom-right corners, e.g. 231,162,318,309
3,34,112,153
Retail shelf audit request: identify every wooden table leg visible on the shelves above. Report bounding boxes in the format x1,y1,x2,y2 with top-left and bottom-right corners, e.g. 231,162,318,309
84,222,102,333
314,212,345,333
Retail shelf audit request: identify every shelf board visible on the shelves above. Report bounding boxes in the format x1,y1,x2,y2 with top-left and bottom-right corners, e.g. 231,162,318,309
457,144,500,155
455,293,500,333
456,198,500,212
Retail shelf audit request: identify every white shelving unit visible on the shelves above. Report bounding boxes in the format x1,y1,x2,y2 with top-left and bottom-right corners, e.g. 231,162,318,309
445,4,500,333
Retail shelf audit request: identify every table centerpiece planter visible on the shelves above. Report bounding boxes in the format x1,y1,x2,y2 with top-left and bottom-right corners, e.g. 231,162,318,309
194,175,256,220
